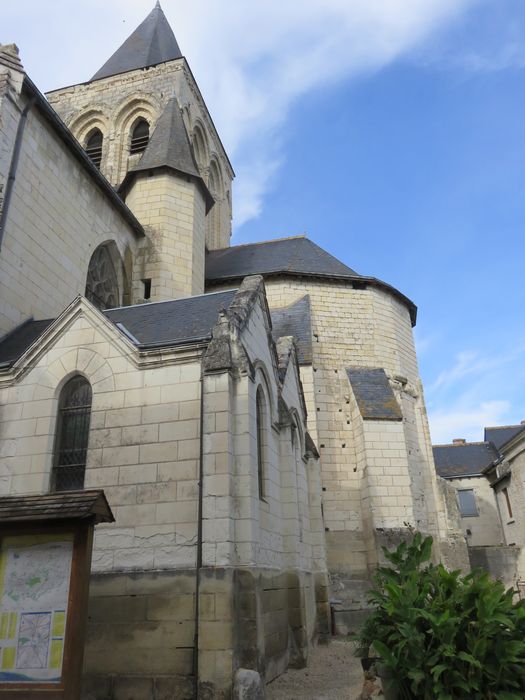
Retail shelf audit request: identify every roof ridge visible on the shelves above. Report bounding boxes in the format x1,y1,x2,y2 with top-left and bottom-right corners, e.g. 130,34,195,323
218,235,307,251
433,441,492,447
485,424,524,430
105,288,238,312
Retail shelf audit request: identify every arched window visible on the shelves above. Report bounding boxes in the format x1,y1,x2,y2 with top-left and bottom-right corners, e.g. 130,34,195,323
256,387,266,500
130,119,150,155
52,376,92,492
85,245,119,310
85,128,103,168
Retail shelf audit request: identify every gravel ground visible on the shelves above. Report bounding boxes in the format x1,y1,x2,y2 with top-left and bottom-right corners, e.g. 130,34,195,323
266,639,364,700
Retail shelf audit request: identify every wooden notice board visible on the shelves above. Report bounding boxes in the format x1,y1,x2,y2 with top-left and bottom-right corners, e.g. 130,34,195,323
0,491,113,700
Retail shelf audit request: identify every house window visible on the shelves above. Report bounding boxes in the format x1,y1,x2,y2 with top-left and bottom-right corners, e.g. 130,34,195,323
130,119,150,155
457,489,478,517
85,128,103,168
501,487,513,519
256,387,266,500
52,376,92,492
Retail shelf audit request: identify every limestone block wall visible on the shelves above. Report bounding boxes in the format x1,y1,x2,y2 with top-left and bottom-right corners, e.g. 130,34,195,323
257,279,448,570
125,171,207,300
447,475,503,547
496,443,525,555
0,90,141,336
46,59,233,248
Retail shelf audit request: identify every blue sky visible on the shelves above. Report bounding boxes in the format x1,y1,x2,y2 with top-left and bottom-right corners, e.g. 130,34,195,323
4,0,525,443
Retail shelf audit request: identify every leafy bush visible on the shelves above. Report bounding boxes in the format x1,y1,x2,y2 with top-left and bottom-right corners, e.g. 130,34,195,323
354,533,525,699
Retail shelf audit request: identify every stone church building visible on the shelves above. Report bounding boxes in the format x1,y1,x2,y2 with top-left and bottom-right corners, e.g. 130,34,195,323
0,4,466,698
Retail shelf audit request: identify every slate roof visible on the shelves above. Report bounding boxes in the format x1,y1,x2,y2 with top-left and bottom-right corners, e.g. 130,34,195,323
122,98,213,211
105,290,236,347
91,2,182,82
0,318,53,367
346,368,403,421
205,237,418,326
433,442,499,479
206,237,360,281
270,295,313,365
484,425,525,450
0,490,114,524
0,290,237,367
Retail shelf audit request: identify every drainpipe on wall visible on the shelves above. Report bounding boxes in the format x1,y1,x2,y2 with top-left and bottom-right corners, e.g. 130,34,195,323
0,96,35,250
193,365,205,698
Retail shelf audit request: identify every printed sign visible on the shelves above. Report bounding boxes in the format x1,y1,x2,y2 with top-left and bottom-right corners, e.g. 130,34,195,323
0,534,73,683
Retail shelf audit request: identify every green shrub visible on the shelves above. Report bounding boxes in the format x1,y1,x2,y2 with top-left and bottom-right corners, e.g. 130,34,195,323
354,532,525,699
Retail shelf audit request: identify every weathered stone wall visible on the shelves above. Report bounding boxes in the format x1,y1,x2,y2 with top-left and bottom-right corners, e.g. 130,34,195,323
0,305,201,572
83,570,196,700
125,171,207,300
446,475,504,547
47,58,233,250
495,440,525,554
0,80,141,336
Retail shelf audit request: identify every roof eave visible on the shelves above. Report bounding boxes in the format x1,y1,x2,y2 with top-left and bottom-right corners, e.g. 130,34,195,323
119,165,215,213
23,77,144,238
206,270,418,326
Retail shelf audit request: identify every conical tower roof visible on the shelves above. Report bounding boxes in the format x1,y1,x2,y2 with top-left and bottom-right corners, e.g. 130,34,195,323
91,2,182,82
120,97,214,212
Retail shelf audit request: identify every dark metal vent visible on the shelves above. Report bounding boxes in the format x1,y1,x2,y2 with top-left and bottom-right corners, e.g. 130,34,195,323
130,119,150,155
85,129,103,168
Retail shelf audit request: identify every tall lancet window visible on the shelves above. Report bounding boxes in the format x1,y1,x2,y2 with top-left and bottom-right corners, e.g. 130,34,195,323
52,376,92,492
130,119,150,155
85,245,119,310
85,128,103,168
256,387,266,500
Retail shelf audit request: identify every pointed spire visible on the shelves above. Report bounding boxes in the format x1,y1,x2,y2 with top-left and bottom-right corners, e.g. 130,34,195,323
90,3,182,82
122,98,214,212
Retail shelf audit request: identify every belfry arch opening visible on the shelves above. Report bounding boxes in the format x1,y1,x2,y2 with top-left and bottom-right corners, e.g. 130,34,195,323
85,128,103,168
130,119,150,155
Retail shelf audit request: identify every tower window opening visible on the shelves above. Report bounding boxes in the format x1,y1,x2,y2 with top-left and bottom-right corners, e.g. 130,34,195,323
142,278,152,299
85,129,103,168
130,119,150,155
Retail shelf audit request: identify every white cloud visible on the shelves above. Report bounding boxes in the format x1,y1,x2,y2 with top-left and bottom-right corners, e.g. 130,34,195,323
168,0,482,227
429,400,511,444
4,0,482,227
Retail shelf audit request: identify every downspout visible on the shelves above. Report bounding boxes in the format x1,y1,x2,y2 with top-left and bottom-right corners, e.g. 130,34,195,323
193,364,205,698
0,96,35,250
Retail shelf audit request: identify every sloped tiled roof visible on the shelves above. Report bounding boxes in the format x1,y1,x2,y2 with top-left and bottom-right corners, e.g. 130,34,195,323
346,367,402,421
122,98,213,211
0,319,53,367
433,442,499,479
206,237,360,281
105,290,236,347
0,490,114,524
205,236,418,326
91,3,182,82
131,98,199,179
484,425,525,450
0,290,237,367
270,295,313,365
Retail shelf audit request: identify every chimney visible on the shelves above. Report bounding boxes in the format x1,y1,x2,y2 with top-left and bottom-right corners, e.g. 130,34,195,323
453,438,466,445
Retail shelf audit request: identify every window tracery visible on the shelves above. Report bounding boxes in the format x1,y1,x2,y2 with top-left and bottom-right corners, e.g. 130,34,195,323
85,245,119,310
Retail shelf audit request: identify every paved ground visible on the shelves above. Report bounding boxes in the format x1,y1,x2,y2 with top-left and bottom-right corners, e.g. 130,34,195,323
266,638,364,700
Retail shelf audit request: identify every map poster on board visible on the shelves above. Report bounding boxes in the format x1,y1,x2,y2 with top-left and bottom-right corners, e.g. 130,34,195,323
0,534,74,683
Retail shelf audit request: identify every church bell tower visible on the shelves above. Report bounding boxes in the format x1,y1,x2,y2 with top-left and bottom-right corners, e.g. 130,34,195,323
47,2,234,302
